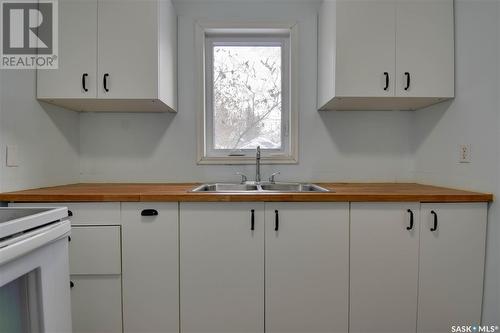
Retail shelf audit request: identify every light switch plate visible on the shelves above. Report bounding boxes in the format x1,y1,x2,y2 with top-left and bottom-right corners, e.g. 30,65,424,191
6,145,19,167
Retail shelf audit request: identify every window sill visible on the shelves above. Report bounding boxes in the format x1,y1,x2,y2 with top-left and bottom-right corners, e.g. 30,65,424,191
197,155,298,165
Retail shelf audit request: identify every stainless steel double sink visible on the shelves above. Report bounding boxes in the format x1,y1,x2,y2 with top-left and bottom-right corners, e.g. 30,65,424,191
190,182,330,193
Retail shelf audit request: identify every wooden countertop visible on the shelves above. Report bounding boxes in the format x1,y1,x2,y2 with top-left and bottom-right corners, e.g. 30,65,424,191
0,183,493,202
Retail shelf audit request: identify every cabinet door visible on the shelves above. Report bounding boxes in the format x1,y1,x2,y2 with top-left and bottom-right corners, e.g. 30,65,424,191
97,0,158,99
418,204,487,333
350,203,420,333
180,203,264,333
37,0,97,99
70,276,122,333
265,203,349,333
121,203,179,333
69,226,121,275
395,0,454,97
336,0,396,97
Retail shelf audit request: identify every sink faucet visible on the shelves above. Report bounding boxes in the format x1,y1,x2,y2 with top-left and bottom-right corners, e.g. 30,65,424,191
255,146,261,184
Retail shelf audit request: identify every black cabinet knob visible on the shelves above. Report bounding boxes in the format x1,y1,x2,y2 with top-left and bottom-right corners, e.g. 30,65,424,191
70,281,74,289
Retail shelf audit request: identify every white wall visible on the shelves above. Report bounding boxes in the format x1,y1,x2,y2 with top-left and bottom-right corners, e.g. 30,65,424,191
413,0,499,322
79,0,415,183
0,70,80,192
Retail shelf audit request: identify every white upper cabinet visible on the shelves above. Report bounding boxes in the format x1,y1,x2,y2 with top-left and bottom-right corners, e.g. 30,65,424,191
395,0,454,98
97,0,158,100
37,0,98,100
334,0,396,98
318,0,454,111
37,0,177,112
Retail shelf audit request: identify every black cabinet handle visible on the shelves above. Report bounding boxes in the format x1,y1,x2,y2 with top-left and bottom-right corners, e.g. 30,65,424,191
406,209,414,230
404,72,410,91
251,209,255,231
383,72,389,91
430,210,438,231
68,210,73,217
103,73,109,92
274,210,279,231
70,281,74,289
68,236,71,242
82,73,88,92
141,209,158,216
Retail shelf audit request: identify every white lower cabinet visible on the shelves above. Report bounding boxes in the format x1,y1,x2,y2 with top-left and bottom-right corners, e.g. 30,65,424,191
69,226,121,275
69,225,123,333
70,276,122,333
350,203,420,333
10,200,487,333
121,203,179,333
180,202,349,333
417,203,487,333
265,202,349,333
351,203,487,333
180,203,265,333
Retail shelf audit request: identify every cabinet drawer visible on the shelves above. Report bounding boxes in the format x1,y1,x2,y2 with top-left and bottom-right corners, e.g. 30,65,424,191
10,202,120,225
70,226,121,275
70,276,122,333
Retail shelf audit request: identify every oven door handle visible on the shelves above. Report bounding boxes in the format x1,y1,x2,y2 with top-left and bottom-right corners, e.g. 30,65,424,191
0,220,71,266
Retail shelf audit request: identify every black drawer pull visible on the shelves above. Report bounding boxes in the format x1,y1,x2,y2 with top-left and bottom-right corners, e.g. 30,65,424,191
404,72,411,91
274,210,279,231
430,210,438,231
103,73,109,92
70,281,74,289
141,209,158,216
82,73,88,92
251,209,255,231
68,236,71,242
383,72,389,91
68,210,73,217
406,209,414,230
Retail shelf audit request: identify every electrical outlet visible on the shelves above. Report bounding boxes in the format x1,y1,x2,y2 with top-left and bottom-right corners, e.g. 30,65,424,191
459,144,471,163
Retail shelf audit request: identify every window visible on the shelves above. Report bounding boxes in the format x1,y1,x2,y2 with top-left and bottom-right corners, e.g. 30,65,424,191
198,24,298,164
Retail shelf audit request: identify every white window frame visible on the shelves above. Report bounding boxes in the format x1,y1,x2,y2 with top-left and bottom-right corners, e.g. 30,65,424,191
196,21,299,165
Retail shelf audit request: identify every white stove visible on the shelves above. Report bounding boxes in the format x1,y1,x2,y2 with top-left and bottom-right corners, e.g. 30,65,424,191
0,207,72,333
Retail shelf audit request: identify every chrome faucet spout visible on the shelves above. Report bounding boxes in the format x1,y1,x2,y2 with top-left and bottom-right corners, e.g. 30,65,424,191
255,146,261,184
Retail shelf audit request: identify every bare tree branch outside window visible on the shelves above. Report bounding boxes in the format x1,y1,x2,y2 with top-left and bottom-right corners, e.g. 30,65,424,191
212,45,282,151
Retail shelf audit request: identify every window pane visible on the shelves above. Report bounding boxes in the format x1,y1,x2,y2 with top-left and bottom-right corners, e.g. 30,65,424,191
212,45,282,150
